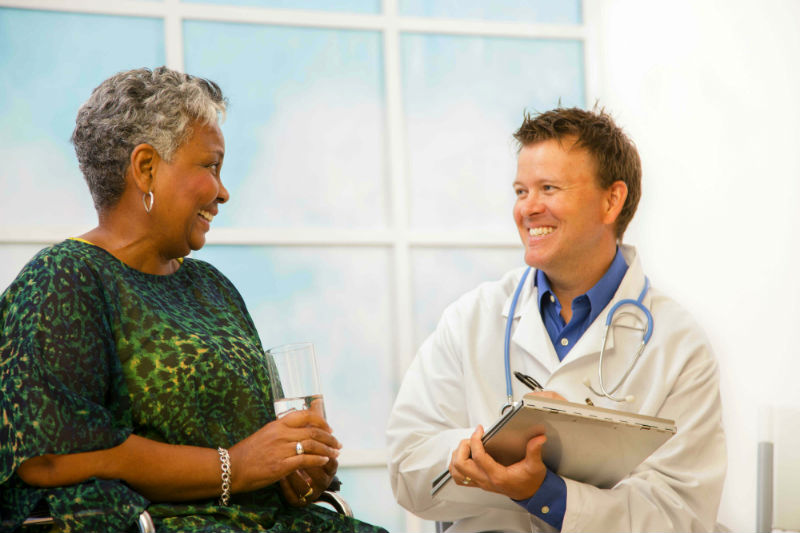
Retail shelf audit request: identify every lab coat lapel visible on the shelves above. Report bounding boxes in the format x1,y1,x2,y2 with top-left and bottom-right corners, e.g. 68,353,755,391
501,270,561,373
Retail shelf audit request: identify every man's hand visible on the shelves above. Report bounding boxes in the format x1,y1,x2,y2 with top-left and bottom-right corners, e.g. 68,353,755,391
448,425,548,500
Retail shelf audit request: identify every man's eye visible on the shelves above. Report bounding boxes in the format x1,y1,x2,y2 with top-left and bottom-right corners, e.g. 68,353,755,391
514,188,526,196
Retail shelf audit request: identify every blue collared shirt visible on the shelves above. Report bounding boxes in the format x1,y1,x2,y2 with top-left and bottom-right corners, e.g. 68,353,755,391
537,249,629,362
513,248,628,530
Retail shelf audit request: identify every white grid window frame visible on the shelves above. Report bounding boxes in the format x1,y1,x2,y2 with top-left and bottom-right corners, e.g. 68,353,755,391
0,0,597,529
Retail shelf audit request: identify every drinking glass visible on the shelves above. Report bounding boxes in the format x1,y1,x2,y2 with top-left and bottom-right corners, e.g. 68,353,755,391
266,342,326,419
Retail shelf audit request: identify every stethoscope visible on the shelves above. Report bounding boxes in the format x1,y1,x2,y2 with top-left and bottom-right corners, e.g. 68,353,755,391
501,267,653,414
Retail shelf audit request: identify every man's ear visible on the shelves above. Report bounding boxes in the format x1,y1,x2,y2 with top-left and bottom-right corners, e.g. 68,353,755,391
128,143,159,194
603,180,628,225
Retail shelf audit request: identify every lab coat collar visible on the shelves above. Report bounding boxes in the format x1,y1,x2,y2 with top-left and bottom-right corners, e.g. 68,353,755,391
504,244,649,373
500,267,558,372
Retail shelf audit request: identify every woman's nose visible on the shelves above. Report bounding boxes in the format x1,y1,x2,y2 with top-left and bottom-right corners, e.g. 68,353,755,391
217,181,230,204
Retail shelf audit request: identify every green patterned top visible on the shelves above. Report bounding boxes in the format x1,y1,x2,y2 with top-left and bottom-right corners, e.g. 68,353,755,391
0,239,384,533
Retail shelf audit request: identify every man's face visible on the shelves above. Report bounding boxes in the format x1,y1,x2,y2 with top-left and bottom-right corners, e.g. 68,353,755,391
512,136,619,281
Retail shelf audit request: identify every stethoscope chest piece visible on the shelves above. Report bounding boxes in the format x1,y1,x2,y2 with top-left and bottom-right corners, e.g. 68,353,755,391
583,277,653,403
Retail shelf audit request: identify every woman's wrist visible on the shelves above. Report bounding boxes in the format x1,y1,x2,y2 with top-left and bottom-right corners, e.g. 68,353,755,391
217,447,232,505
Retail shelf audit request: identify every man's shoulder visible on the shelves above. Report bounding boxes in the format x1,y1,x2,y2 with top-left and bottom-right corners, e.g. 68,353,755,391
445,266,530,316
646,285,714,350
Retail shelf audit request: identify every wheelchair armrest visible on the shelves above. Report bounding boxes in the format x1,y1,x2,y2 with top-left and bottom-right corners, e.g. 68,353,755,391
22,509,155,532
316,490,353,517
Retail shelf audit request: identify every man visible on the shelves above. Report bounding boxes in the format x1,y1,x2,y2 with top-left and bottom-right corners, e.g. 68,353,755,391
386,107,726,532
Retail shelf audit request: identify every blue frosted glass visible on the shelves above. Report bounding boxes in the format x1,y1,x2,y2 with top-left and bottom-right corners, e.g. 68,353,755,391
412,247,523,349
335,467,409,533
401,34,585,231
192,245,394,450
181,0,379,13
0,8,164,229
400,0,581,24
183,21,387,229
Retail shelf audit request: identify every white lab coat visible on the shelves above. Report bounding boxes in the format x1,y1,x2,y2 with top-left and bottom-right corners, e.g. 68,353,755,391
387,245,726,533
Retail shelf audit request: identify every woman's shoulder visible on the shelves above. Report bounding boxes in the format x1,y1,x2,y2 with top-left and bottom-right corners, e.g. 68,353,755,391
181,256,237,289
181,257,249,307
4,240,104,289
0,240,119,361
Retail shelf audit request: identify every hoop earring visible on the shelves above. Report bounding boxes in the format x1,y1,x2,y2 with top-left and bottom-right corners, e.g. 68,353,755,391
142,191,154,213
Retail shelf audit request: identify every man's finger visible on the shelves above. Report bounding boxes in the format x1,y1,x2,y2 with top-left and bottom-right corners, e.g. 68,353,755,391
525,434,548,463
529,390,566,401
468,425,486,460
449,439,472,480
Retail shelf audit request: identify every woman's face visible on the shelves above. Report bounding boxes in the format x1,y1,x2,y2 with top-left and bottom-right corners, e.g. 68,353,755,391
151,120,228,256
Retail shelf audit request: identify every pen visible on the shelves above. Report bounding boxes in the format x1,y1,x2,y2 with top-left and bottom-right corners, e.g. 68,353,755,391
513,371,543,392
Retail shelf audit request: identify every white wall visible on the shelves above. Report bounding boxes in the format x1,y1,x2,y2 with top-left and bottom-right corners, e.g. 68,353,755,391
591,0,800,530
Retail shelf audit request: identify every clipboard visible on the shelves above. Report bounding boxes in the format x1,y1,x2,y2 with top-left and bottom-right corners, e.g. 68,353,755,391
431,394,676,495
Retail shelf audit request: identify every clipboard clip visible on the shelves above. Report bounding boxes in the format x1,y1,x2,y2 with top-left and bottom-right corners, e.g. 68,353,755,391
500,396,514,415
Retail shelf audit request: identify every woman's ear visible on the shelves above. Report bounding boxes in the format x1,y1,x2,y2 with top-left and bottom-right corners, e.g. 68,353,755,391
128,143,159,194
603,180,628,225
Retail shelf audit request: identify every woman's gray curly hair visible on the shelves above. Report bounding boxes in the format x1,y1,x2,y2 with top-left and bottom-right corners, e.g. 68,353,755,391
71,66,227,211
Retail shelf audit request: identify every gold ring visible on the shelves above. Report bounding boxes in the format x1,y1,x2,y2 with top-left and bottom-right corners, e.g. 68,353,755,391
303,487,314,498
298,496,307,505
462,477,472,485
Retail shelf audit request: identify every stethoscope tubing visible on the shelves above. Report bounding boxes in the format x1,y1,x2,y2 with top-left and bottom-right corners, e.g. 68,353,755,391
503,267,531,410
503,267,652,410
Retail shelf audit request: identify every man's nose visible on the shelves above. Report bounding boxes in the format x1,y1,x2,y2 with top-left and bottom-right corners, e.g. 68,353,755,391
519,191,544,216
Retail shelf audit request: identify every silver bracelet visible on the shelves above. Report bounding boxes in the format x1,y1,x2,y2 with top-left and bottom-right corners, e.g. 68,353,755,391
217,447,231,506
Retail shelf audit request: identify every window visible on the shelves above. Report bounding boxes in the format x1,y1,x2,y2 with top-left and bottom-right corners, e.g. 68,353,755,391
0,2,588,530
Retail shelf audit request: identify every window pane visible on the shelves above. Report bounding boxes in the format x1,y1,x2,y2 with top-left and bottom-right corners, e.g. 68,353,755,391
0,9,164,230
411,247,523,349
335,467,407,533
184,22,387,229
400,0,582,24
193,245,394,450
181,0,380,14
402,34,585,231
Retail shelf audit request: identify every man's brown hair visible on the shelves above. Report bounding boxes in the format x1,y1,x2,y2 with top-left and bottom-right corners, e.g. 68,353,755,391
513,107,642,239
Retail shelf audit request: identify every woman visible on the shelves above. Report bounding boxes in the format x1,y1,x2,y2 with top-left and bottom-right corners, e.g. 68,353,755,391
0,67,384,533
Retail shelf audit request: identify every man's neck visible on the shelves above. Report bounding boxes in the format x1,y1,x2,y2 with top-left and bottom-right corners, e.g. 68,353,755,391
546,244,619,323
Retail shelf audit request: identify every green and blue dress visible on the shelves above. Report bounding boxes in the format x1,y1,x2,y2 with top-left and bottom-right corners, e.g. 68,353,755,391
0,239,384,533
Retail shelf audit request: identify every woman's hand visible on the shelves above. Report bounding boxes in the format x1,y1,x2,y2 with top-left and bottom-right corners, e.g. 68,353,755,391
279,457,338,506
229,409,340,495
16,409,341,503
